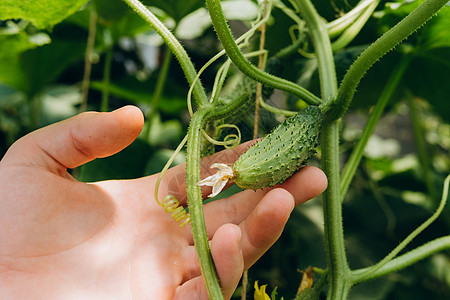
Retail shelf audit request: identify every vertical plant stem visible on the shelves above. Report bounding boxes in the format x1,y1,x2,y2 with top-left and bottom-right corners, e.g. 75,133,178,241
144,48,172,139
80,8,97,112
186,108,224,300
241,269,248,300
122,0,208,107
321,123,352,299
253,1,268,140
100,46,113,112
340,55,411,200
185,94,250,299
294,0,337,104
294,0,350,298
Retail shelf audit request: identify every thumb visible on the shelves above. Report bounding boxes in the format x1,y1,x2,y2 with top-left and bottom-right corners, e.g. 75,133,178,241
2,106,144,173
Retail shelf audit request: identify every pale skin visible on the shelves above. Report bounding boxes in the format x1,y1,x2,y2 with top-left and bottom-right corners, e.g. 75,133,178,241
0,106,327,299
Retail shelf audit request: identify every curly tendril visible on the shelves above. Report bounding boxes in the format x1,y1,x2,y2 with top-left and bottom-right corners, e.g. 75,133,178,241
201,123,242,149
154,135,189,227
159,195,191,228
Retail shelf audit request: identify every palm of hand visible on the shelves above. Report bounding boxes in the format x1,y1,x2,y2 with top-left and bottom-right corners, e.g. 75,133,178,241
0,106,327,299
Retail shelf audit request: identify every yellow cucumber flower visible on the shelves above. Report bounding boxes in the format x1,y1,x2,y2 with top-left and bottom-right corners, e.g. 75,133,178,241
254,281,271,300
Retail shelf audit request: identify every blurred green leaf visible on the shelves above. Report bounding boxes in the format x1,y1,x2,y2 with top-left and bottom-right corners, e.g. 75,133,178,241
147,115,183,147
0,0,89,29
373,0,423,29
418,7,450,50
111,12,152,39
0,22,86,96
90,80,151,103
144,148,185,175
93,0,130,22
425,254,450,288
0,54,29,93
92,0,152,42
405,50,450,120
142,0,204,22
76,139,152,182
0,25,51,60
0,84,28,145
90,79,186,114
0,23,51,93
41,85,81,126
21,36,86,96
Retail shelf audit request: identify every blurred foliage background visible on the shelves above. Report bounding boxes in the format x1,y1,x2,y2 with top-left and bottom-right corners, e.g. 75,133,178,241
0,0,449,299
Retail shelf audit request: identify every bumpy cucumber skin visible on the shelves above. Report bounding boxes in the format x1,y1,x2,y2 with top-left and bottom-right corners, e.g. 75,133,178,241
233,106,323,190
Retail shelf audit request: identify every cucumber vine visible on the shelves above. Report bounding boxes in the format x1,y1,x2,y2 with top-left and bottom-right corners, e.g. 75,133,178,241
122,0,450,299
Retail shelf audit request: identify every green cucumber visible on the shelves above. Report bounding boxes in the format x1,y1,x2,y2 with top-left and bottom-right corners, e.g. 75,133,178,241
233,106,323,190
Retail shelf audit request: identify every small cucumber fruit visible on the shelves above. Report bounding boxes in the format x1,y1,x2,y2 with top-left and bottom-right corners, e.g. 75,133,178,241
233,106,323,190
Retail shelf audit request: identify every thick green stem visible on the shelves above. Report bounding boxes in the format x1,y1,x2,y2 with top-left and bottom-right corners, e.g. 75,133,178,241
321,123,352,299
325,0,449,121
122,0,208,107
294,0,337,104
340,55,412,201
185,93,250,300
186,108,223,300
294,1,349,299
205,0,322,106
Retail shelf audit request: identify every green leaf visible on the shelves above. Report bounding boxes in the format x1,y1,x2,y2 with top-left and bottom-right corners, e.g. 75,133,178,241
0,0,90,29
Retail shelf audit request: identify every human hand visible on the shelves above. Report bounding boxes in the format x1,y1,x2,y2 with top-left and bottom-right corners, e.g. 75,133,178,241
0,106,327,299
